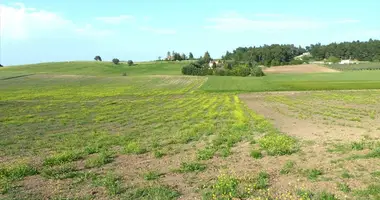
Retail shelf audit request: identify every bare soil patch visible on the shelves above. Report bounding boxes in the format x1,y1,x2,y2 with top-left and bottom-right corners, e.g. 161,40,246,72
263,64,339,74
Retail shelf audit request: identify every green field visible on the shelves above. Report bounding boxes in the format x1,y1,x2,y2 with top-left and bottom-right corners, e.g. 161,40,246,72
1,61,184,76
201,71,380,92
1,61,380,199
327,62,380,71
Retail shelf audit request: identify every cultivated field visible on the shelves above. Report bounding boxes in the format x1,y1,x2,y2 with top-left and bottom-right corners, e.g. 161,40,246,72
263,64,339,74
0,62,379,199
327,63,380,71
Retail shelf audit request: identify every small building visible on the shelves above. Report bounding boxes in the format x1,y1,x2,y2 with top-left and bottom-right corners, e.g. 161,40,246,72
339,60,352,64
208,60,220,68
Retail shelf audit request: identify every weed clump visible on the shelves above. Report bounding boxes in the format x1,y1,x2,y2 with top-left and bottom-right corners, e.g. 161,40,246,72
250,150,263,159
259,133,298,155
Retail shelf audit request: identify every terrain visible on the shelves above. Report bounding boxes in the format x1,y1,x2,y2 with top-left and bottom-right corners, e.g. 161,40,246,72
0,62,380,200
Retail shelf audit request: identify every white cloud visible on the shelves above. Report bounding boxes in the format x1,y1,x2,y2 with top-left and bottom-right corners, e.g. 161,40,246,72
139,26,177,35
205,13,360,32
96,15,134,24
0,2,112,40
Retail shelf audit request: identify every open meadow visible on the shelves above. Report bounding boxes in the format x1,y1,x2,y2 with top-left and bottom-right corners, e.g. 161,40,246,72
0,62,380,200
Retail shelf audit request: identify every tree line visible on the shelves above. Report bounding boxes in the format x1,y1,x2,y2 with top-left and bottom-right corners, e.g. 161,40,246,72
308,39,380,61
222,39,380,66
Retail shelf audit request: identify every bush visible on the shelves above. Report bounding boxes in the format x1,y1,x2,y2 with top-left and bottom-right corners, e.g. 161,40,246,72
327,56,340,64
231,66,251,77
290,59,304,65
215,68,227,76
112,58,120,65
250,67,265,77
181,65,208,76
127,60,133,66
122,72,127,76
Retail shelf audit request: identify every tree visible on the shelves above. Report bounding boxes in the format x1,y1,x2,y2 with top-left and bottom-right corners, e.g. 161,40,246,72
112,58,120,65
327,56,340,64
181,53,187,60
167,51,171,60
94,55,102,61
203,51,212,63
158,56,162,61
0,64,3,67
127,60,134,66
189,52,194,60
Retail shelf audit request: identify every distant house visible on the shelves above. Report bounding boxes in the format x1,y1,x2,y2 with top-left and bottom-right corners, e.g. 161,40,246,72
208,60,220,68
294,52,311,60
340,59,358,64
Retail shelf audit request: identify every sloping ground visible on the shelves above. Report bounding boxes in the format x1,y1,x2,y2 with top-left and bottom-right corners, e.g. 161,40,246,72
240,91,380,200
263,64,339,74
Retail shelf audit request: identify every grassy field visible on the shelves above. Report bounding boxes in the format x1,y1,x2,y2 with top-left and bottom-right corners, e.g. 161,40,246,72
201,70,380,92
1,61,183,76
327,62,380,71
1,61,380,199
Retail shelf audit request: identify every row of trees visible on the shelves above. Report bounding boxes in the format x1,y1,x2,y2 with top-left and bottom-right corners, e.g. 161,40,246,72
94,56,133,66
308,39,380,61
222,39,380,66
181,60,264,77
222,45,307,67
163,51,213,63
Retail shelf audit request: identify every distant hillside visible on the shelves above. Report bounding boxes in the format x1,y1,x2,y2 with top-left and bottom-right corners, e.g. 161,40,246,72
0,61,184,76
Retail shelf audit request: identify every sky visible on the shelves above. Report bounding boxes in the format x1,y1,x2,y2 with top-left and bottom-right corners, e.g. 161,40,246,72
1,0,380,66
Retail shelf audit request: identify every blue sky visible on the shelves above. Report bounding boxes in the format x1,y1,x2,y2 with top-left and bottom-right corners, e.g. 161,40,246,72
1,0,379,65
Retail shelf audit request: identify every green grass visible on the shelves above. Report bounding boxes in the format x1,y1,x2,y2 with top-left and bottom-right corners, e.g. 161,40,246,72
250,150,263,159
177,162,207,173
143,171,162,181
125,186,181,200
337,182,351,193
354,184,380,199
259,133,298,156
0,164,38,181
201,71,380,92
43,150,84,166
41,163,78,179
84,151,114,168
1,61,184,76
306,169,323,181
280,160,295,175
328,62,380,71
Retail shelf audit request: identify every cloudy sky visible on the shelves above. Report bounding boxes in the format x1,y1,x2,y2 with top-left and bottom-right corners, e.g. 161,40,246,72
1,0,379,65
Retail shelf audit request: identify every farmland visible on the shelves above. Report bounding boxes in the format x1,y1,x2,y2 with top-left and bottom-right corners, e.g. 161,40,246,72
1,62,380,199
327,63,380,71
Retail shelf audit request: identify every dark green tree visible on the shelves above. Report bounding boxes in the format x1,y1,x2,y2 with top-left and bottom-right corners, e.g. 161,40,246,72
189,52,194,60
94,55,102,61
112,58,120,65
203,51,212,63
127,60,134,66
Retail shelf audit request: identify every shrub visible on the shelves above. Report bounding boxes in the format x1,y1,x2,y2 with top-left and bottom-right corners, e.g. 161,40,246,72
250,67,265,77
290,59,304,65
181,65,208,76
112,58,120,65
327,56,341,64
231,66,251,77
215,68,228,76
127,60,134,66
122,72,127,76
